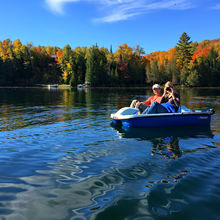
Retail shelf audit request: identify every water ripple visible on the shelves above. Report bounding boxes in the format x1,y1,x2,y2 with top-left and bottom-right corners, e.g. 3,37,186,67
0,88,220,219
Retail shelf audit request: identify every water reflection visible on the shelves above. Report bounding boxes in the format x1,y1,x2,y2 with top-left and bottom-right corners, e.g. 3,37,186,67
93,125,219,220
112,125,213,160
151,136,181,160
0,87,219,132
0,88,219,220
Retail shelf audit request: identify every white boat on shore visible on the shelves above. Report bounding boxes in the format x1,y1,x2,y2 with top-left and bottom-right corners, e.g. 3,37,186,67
48,84,59,89
77,84,84,89
77,82,91,90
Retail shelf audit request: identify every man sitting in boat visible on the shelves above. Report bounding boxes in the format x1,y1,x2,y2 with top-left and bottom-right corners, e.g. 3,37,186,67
130,84,162,113
143,81,180,114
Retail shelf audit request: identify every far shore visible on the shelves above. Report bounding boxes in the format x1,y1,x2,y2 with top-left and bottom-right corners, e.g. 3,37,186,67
0,85,220,89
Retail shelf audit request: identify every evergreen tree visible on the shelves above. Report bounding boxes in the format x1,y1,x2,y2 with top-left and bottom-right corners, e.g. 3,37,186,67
208,47,218,69
0,57,5,85
186,68,199,86
85,46,96,84
97,49,108,85
166,58,179,84
146,61,159,84
114,65,119,84
74,47,87,84
85,46,108,86
193,59,209,86
176,32,193,69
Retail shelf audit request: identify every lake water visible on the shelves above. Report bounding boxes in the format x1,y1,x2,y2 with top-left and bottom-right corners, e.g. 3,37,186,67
0,87,220,220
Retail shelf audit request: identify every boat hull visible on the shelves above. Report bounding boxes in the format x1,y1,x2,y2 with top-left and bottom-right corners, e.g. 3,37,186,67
111,125,213,139
112,112,213,128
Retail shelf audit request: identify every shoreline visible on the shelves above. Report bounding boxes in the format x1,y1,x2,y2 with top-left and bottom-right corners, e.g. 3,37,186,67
0,86,220,89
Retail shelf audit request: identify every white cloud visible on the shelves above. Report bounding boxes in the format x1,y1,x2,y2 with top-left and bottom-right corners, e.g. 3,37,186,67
45,0,79,14
45,0,194,22
95,0,194,23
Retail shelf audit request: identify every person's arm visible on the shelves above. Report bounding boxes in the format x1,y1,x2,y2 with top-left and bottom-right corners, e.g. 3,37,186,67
170,89,180,108
155,96,162,103
172,93,180,108
142,96,152,106
159,87,168,103
160,94,167,103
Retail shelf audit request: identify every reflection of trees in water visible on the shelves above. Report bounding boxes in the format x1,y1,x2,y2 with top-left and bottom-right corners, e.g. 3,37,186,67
63,87,219,117
150,136,181,160
179,88,220,111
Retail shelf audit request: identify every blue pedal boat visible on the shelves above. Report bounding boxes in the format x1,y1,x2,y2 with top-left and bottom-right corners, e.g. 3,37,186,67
111,106,215,128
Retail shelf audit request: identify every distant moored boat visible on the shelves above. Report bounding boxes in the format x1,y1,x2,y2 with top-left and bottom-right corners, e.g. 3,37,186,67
48,84,58,89
77,84,84,89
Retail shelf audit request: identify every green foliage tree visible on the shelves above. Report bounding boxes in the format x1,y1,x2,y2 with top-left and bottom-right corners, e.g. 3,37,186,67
85,46,96,84
86,46,108,86
134,45,145,56
73,47,87,84
166,58,179,84
128,54,146,85
186,68,200,86
208,47,218,69
0,37,220,87
146,61,160,84
0,57,5,85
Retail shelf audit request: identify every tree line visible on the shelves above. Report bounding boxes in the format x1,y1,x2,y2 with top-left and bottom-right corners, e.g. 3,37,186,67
0,33,220,87
145,33,220,86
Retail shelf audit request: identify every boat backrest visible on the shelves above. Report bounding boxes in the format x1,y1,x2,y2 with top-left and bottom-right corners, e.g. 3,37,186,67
115,107,140,116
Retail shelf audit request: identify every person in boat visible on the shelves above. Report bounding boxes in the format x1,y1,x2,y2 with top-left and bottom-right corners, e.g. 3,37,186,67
130,84,162,113
142,81,180,114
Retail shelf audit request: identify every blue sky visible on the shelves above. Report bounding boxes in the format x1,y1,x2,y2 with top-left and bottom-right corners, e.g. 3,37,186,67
1,0,220,53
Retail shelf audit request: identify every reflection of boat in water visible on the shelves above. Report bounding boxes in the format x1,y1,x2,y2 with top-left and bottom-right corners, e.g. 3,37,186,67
111,106,215,128
112,124,213,139
112,125,213,160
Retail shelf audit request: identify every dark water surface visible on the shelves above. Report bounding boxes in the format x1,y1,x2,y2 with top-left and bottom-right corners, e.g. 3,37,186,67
0,88,220,220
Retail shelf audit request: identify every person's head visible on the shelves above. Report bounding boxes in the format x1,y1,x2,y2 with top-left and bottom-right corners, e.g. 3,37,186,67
164,81,174,93
152,84,161,95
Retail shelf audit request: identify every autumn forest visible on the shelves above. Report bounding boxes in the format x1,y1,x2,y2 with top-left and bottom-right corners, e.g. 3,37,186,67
0,33,220,87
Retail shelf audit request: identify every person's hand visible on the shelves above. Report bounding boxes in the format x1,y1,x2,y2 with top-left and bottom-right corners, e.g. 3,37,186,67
135,101,140,108
169,88,175,98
